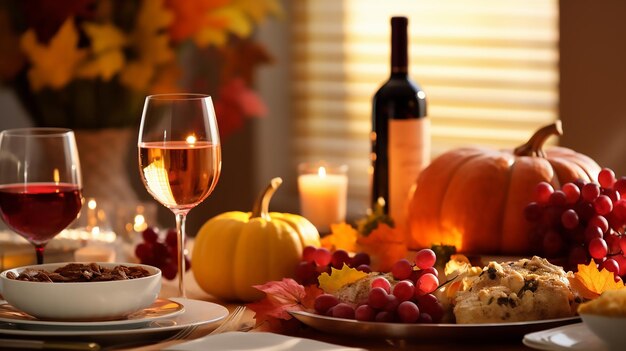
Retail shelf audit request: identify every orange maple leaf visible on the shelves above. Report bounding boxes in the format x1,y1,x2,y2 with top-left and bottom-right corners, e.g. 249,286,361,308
357,223,407,272
246,278,322,332
320,222,358,252
570,260,626,300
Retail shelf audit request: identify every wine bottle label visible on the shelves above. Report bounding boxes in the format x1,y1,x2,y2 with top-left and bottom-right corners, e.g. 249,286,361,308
388,118,430,231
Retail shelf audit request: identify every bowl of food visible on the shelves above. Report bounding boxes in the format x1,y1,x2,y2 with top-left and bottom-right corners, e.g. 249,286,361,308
0,262,161,321
578,289,626,349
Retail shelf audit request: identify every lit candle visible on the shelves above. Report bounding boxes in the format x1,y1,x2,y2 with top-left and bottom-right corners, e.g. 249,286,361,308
298,163,348,233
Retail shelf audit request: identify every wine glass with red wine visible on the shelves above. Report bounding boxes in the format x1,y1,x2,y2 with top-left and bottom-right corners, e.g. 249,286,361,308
138,94,221,297
0,128,83,264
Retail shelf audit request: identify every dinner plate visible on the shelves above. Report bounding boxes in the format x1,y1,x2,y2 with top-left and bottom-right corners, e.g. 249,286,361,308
0,298,227,337
522,323,607,351
289,311,580,340
0,298,184,329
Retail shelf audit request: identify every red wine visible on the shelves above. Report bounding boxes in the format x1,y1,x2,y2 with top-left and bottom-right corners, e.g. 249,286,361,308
371,16,428,229
0,183,82,244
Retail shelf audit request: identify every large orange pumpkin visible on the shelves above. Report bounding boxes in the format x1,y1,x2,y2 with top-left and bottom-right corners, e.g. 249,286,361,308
407,121,601,255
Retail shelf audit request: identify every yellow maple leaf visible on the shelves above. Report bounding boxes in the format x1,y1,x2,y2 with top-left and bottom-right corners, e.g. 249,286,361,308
318,264,367,293
570,260,625,300
320,223,358,252
20,18,86,91
119,61,155,91
233,0,283,23
82,23,126,54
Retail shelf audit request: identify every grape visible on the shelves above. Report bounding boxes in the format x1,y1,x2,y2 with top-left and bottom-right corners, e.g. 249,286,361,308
602,188,620,203
574,201,595,222
414,249,436,269
165,229,177,248
331,249,350,268
599,258,619,276
356,264,372,273
584,225,603,244
605,233,621,254
391,259,413,280
582,183,601,202
614,177,626,196
392,280,415,302
534,182,554,204
355,305,375,321
598,168,616,188
561,209,579,229
397,301,420,323
568,246,588,267
589,237,608,259
331,303,355,319
313,248,332,267
371,277,391,293
295,261,317,284
142,227,159,243
302,245,317,263
314,294,339,314
135,243,154,262
542,230,563,257
620,236,626,253
415,273,439,296
593,195,613,216
350,252,371,268
418,313,433,323
562,183,581,204
548,191,567,207
614,254,626,276
384,295,400,312
152,242,169,262
613,201,626,223
161,263,177,280
375,311,394,322
616,275,623,283
368,287,389,309
416,294,444,323
524,202,542,222
589,215,609,234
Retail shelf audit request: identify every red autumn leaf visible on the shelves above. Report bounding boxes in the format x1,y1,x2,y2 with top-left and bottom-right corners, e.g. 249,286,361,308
246,278,322,328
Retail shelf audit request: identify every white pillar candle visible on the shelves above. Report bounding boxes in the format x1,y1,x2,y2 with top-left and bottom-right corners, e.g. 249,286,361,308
298,164,348,233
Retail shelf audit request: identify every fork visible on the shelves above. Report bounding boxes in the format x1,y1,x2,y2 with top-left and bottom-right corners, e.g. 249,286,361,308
208,306,246,335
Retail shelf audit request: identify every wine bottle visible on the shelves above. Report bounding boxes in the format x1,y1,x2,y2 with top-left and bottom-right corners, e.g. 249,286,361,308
371,16,429,230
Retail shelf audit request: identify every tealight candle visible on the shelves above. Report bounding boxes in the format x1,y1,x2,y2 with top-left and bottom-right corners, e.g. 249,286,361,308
298,162,348,233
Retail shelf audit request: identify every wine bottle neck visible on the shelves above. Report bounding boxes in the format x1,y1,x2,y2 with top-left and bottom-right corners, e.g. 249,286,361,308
391,17,408,74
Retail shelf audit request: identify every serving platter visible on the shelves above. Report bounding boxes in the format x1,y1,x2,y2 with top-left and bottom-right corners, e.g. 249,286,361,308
0,298,184,329
0,298,227,336
289,311,580,340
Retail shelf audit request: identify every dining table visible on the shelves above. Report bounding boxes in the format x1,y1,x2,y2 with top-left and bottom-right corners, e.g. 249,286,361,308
112,271,539,351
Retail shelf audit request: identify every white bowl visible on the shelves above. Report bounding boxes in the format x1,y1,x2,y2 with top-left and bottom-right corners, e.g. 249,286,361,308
0,262,161,321
581,313,626,350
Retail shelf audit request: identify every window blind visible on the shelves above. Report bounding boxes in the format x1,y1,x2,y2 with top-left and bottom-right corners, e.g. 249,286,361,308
292,0,559,216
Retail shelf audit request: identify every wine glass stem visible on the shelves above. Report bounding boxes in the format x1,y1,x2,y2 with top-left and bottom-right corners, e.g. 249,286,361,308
35,244,45,265
175,212,187,298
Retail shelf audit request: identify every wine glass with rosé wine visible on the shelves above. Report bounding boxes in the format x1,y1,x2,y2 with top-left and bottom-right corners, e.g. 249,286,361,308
0,128,83,264
138,94,222,298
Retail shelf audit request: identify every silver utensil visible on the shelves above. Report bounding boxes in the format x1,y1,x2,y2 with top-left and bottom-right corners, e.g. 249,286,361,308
0,338,100,350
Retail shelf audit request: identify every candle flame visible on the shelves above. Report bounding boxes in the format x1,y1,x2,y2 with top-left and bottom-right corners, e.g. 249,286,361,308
318,166,327,178
88,199,97,210
186,135,197,145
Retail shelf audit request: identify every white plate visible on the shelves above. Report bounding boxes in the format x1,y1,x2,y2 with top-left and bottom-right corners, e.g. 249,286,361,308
523,323,607,351
289,311,580,340
0,298,227,337
0,298,184,329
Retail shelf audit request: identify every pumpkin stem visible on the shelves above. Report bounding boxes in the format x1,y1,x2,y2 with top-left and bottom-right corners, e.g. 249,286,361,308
513,120,563,157
250,177,283,220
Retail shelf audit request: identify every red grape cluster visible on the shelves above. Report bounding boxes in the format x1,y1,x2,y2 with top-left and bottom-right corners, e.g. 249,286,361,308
312,249,445,324
525,168,626,278
135,227,191,280
295,246,371,286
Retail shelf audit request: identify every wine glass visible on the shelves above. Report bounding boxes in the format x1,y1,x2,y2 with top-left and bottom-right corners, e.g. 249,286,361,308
138,94,221,297
0,128,83,264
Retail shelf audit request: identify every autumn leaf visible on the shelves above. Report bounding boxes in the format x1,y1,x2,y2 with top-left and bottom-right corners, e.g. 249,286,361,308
20,17,86,91
357,223,407,272
233,0,283,23
318,264,368,293
570,260,626,300
320,222,358,252
247,278,322,332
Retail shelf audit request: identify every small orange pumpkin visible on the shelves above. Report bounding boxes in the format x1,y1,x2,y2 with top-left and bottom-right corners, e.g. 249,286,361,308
407,121,601,255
